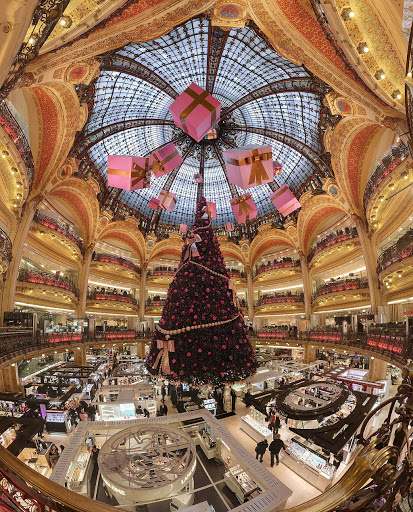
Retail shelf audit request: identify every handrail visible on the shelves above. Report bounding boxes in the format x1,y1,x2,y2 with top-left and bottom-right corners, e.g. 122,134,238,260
18,269,79,296
312,277,368,300
0,227,12,262
363,142,410,211
307,226,358,263
93,253,140,274
255,293,304,306
377,228,413,273
87,291,138,305
34,211,84,252
147,268,176,277
254,258,300,276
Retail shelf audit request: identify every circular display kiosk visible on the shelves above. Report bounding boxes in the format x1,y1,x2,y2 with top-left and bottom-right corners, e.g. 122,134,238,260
98,424,196,505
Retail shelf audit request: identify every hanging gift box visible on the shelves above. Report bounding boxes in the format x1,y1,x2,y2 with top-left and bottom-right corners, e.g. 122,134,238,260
107,156,150,191
225,222,234,232
158,190,178,212
169,82,221,142
179,224,188,234
206,128,217,139
149,143,183,178
223,144,273,189
270,185,301,217
230,193,258,224
148,198,160,210
206,201,217,219
273,161,282,175
194,173,203,183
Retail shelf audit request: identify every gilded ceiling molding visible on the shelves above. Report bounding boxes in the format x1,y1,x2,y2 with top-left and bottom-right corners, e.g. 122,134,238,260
46,176,100,244
97,220,146,263
24,82,83,195
330,116,383,214
25,231,83,271
249,228,296,267
218,242,246,265
146,235,183,265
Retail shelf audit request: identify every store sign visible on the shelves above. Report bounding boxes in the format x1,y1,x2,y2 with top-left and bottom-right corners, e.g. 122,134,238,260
0,468,56,512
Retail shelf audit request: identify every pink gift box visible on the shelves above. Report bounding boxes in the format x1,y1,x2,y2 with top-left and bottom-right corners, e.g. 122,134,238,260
149,143,183,178
179,224,188,234
169,83,221,142
148,198,160,210
225,222,234,232
223,144,273,189
158,190,177,212
230,193,258,224
107,155,150,191
273,161,282,175
194,173,203,183
270,185,301,217
206,201,217,219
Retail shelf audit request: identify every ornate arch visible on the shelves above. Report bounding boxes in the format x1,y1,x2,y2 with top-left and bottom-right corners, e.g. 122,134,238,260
249,228,296,267
97,221,146,263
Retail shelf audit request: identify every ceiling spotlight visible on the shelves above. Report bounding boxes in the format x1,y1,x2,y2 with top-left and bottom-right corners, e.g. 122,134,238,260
28,35,38,45
341,7,355,20
59,16,72,28
392,90,402,100
357,42,369,54
11,167,17,174
374,70,385,80
407,72,412,78
1,150,9,158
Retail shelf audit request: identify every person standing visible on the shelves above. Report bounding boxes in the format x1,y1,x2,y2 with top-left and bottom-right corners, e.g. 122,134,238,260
269,434,285,466
161,384,166,400
273,415,281,438
255,439,268,463
230,388,237,412
159,400,168,416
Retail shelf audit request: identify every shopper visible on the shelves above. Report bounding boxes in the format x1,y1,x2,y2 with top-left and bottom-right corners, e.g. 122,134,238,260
161,384,166,400
60,445,65,453
143,408,150,418
136,404,144,416
255,439,268,463
49,445,60,467
269,434,285,466
244,390,252,407
91,445,100,465
273,415,281,436
230,388,237,412
159,400,168,416
79,408,88,421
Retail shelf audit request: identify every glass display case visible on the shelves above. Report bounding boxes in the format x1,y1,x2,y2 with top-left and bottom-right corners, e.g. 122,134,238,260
198,423,216,459
65,449,92,494
240,407,272,443
284,437,335,490
224,464,260,503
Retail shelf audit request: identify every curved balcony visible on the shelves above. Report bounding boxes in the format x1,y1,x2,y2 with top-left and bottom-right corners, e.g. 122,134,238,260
93,253,140,274
312,278,368,300
307,227,358,263
33,211,84,253
363,142,410,212
18,269,79,296
254,258,300,277
377,229,413,274
0,227,12,263
256,293,304,306
147,267,177,277
228,268,246,279
88,291,137,305
257,328,289,339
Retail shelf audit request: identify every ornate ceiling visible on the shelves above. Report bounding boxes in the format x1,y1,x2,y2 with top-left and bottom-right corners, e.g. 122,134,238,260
74,16,332,228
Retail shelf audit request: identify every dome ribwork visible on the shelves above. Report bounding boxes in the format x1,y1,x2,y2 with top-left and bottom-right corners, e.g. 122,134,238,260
74,16,331,229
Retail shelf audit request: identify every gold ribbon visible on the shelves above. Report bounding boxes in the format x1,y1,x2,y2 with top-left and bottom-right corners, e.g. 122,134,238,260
183,233,201,260
152,339,175,374
280,201,300,216
151,150,179,175
159,190,175,207
270,185,289,201
180,87,217,133
224,149,271,186
232,194,255,221
108,165,149,187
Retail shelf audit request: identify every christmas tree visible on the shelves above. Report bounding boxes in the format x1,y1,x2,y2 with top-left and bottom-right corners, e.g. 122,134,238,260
146,197,258,387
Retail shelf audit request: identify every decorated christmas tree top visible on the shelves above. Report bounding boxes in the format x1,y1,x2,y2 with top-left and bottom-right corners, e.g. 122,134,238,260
146,197,258,386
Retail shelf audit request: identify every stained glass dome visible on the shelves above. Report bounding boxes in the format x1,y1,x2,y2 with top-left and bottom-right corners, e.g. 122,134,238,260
76,16,330,228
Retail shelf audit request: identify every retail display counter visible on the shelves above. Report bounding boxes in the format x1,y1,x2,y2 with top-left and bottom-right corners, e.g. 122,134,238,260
45,410,72,433
198,424,216,459
224,464,260,503
283,437,335,491
66,448,93,495
240,407,272,443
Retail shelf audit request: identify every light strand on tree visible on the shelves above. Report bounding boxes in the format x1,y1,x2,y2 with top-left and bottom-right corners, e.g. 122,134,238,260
156,313,240,336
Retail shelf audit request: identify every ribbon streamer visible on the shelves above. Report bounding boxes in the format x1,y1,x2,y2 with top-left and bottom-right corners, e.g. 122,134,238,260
152,338,175,374
183,233,201,260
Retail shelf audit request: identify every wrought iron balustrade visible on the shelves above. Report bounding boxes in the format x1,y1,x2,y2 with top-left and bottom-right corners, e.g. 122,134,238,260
0,227,12,262
312,277,368,300
87,291,137,305
255,293,304,306
93,253,140,274
254,257,300,276
18,269,79,296
377,229,413,273
307,226,358,263
34,211,84,252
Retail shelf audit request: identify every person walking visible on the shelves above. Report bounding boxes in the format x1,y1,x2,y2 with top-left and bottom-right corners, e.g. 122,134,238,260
255,439,268,463
269,434,285,466
230,388,237,412
159,400,168,416
161,384,166,400
272,415,281,438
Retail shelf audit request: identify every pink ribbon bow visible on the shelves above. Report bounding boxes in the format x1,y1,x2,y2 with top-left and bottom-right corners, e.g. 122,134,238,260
152,339,175,374
184,233,201,260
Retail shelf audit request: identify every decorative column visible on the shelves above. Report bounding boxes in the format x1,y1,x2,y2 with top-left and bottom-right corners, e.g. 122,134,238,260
298,251,312,320
304,344,317,364
136,341,146,360
139,263,147,321
76,244,94,318
1,364,21,392
74,346,87,366
0,195,43,325
245,265,254,321
368,357,387,382
352,214,382,314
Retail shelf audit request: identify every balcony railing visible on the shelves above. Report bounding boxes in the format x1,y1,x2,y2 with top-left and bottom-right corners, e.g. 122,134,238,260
377,229,413,273
87,291,137,305
307,227,358,263
146,297,167,306
257,328,289,339
363,142,410,211
228,269,246,278
0,227,12,262
18,269,79,296
254,258,300,276
147,267,177,277
34,211,84,252
93,253,140,274
312,277,368,300
255,293,304,306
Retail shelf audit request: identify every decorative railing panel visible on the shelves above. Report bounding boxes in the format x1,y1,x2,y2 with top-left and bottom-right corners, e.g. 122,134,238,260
254,258,300,276
18,269,79,296
34,212,84,252
0,227,12,262
88,291,137,305
255,293,304,306
312,278,368,300
147,268,176,277
377,229,413,273
93,253,140,274
307,227,358,263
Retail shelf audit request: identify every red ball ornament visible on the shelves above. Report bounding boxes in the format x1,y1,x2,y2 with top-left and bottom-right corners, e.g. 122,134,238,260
187,352,191,357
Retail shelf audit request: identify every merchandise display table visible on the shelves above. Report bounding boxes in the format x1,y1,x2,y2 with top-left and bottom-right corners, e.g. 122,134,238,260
224,464,260,503
240,415,272,443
